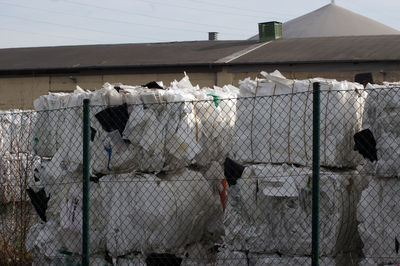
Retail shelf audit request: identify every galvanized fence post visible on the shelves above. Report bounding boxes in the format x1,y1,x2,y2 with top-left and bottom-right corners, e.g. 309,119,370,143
312,82,321,266
82,99,91,266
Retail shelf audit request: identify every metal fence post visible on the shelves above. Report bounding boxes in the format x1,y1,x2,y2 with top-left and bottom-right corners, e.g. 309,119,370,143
82,99,90,266
312,82,321,266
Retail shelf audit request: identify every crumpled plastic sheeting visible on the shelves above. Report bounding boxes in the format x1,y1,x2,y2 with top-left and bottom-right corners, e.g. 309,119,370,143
0,110,36,154
58,182,106,254
223,164,363,256
122,100,202,171
102,169,223,257
248,253,335,266
25,221,62,265
232,70,366,168
362,85,400,177
357,178,400,265
28,161,107,252
358,258,378,266
32,85,118,158
26,224,109,266
180,242,219,266
31,156,82,219
192,86,238,166
120,80,238,170
26,181,107,256
215,248,247,266
33,92,77,157
33,75,239,173
0,152,40,203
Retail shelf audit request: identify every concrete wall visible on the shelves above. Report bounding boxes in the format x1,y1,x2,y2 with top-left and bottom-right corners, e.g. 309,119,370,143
0,77,50,110
1,67,400,110
0,72,216,110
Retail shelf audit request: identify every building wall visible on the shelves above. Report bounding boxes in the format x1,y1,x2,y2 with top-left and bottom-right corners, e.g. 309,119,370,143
0,77,50,110
0,72,216,110
1,67,400,110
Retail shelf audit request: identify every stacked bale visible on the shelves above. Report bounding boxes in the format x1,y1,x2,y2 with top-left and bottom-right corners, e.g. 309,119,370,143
232,70,366,168
0,110,38,204
357,84,400,265
26,75,237,264
23,71,383,265
219,71,367,264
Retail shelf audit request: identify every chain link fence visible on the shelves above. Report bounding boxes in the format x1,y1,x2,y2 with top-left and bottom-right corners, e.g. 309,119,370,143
0,79,398,265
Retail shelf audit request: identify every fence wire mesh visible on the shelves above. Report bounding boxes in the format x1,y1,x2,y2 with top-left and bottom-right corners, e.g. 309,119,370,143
0,85,398,266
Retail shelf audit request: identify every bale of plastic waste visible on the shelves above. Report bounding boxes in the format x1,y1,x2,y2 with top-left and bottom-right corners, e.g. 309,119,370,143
33,92,72,157
25,221,62,266
184,83,239,167
121,76,238,170
357,177,400,265
32,85,110,157
32,75,239,173
26,158,107,254
122,98,201,171
58,181,106,254
232,71,366,168
26,221,109,266
361,84,400,177
102,169,223,257
0,110,36,154
26,181,107,258
223,163,363,256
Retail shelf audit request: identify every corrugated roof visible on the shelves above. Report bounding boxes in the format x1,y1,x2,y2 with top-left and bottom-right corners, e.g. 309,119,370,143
249,3,400,40
231,35,400,64
1,35,400,74
0,40,258,72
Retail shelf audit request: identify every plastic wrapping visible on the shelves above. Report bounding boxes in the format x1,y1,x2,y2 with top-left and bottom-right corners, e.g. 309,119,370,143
32,75,239,173
223,164,363,256
362,85,400,177
358,177,400,265
233,71,366,168
248,253,335,266
215,248,247,266
26,181,106,256
0,110,35,154
102,169,222,257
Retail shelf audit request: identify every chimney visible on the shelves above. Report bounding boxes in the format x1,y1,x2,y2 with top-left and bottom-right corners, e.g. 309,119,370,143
258,21,282,42
208,32,218,41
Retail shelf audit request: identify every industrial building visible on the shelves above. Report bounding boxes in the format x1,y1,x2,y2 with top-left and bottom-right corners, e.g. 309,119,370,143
1,3,399,109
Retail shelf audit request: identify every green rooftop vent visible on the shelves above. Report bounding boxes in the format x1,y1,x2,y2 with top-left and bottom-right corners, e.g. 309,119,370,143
258,21,282,42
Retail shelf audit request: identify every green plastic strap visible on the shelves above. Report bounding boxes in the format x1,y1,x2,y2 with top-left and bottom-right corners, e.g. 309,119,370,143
207,93,220,107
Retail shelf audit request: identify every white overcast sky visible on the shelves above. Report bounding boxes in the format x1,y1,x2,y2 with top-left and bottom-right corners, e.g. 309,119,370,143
0,0,399,48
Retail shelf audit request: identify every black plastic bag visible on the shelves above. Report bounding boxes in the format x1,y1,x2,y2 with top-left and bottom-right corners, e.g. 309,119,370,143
143,81,164,90
354,129,378,162
145,253,182,266
95,104,129,136
224,157,245,186
26,188,50,222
